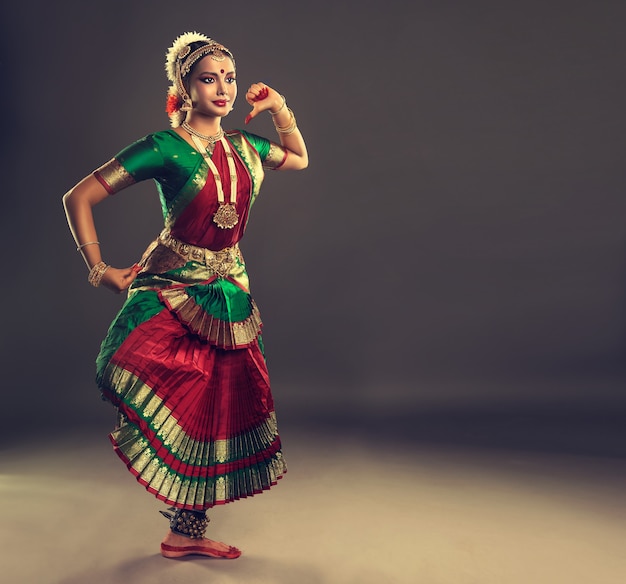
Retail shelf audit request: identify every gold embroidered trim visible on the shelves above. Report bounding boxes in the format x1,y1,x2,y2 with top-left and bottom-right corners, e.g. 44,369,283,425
114,421,286,507
160,289,263,348
105,365,287,507
226,131,264,206
93,158,135,194
104,366,280,465
263,142,288,170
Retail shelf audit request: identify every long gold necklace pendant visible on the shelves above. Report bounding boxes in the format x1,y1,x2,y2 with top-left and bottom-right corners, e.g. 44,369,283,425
213,203,239,229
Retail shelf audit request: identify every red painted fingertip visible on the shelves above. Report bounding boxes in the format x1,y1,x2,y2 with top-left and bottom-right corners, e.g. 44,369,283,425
131,263,142,273
245,114,252,124
251,87,269,102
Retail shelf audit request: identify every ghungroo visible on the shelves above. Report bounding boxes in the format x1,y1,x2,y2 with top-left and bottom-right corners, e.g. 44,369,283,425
160,507,209,539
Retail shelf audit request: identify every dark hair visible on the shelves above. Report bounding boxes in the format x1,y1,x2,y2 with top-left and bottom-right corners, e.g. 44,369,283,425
182,41,235,81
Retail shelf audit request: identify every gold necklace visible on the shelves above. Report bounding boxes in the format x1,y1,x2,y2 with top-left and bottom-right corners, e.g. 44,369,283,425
188,133,239,229
182,121,225,143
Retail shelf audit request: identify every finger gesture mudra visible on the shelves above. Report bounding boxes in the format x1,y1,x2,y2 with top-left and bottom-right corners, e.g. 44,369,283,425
245,83,283,124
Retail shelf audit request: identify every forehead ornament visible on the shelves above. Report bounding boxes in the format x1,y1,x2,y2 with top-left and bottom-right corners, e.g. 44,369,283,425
178,42,232,77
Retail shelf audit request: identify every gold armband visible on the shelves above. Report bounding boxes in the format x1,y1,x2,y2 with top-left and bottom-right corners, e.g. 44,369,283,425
93,158,135,194
263,143,288,170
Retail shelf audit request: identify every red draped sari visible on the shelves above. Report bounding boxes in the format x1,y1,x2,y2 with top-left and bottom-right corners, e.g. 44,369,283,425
93,129,288,509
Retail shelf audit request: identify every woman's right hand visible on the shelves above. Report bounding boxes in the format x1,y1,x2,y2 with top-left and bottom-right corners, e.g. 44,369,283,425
99,265,141,294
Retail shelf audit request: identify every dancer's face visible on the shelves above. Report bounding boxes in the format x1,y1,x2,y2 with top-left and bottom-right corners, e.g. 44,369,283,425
188,55,237,117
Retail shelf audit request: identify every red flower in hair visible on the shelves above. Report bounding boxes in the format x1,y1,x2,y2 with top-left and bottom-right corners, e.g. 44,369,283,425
166,94,183,115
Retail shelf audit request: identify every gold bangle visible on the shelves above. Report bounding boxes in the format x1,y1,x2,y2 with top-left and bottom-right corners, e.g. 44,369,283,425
88,261,109,287
273,107,294,130
273,107,297,135
276,123,297,136
77,241,100,252
269,95,286,116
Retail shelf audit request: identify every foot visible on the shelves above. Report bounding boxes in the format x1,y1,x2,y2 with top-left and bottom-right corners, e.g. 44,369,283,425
161,530,242,559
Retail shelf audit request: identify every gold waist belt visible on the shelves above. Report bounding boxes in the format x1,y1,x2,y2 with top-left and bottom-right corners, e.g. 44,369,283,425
158,230,241,278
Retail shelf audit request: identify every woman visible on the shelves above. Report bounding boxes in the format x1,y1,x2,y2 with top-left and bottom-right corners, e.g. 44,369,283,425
63,32,308,560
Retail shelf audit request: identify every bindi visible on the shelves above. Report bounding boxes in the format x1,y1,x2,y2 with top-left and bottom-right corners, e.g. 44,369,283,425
220,69,224,73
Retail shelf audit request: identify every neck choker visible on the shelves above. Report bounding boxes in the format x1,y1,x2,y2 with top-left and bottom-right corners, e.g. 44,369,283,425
182,121,225,143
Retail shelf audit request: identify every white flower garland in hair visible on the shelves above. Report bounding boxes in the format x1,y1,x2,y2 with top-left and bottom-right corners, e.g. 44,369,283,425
165,32,210,128
165,31,211,83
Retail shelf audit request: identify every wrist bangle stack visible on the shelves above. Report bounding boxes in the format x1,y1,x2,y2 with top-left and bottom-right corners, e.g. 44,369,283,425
88,261,109,287
273,107,297,135
77,241,100,252
269,95,286,116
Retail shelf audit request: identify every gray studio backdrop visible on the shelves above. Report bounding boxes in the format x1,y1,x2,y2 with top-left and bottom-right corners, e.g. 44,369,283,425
1,0,625,445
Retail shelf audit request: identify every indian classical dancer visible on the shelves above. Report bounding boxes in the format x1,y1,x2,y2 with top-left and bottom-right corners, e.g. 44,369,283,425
63,32,308,559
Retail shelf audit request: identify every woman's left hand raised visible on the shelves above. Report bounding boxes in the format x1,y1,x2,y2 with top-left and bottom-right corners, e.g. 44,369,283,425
245,83,283,124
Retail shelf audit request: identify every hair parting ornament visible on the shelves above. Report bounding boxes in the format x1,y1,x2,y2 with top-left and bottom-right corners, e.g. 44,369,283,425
164,32,235,127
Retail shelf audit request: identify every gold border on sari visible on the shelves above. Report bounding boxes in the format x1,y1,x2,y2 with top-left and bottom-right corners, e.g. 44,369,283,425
263,142,288,170
226,131,264,207
104,365,280,466
93,158,136,194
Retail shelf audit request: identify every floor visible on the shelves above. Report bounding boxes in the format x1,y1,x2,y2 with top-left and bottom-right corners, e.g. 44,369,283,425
1,423,626,584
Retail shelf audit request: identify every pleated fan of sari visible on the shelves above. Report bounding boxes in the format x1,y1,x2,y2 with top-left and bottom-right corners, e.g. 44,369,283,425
101,284,285,509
